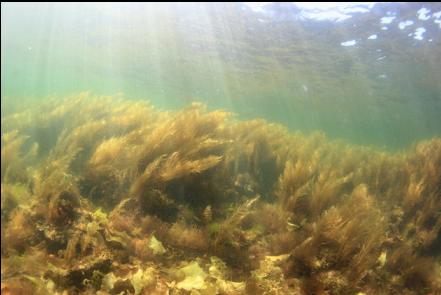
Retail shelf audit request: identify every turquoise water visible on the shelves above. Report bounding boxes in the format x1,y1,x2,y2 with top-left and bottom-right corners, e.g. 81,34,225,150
2,4,441,294
2,2,441,147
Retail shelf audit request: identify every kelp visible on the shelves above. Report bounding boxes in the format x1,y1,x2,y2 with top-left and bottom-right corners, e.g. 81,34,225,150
1,93,441,294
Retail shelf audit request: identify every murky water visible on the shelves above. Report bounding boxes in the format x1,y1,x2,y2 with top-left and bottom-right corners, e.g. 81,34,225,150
1,3,441,294
2,2,441,148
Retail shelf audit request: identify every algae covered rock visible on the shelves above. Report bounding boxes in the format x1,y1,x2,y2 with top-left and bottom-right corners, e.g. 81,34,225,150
174,261,208,291
1,94,440,294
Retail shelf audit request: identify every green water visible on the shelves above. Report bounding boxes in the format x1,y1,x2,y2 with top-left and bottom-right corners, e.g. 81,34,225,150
2,2,441,149
2,4,441,294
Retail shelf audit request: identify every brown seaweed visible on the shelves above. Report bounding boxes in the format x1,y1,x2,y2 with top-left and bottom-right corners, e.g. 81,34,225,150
1,93,440,294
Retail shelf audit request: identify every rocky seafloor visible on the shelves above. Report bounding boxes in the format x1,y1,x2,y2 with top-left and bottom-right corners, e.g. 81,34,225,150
1,93,440,294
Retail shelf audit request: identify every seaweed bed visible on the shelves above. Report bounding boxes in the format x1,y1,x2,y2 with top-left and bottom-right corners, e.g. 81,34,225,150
1,93,440,295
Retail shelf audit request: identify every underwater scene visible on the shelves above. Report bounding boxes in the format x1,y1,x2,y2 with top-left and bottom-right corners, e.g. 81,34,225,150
1,3,441,295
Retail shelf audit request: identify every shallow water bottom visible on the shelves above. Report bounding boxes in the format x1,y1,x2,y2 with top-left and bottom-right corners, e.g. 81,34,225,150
1,94,440,294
